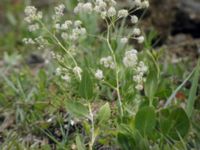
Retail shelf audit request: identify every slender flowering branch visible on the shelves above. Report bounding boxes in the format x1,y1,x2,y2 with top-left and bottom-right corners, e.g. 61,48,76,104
37,20,78,67
106,20,124,117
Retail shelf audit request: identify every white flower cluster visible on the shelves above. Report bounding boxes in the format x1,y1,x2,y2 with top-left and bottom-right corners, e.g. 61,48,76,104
123,49,138,68
120,37,128,44
24,6,42,32
131,15,138,24
74,2,93,14
73,66,82,80
51,5,87,41
55,67,71,82
100,56,115,69
73,0,149,19
74,0,131,19
133,61,148,90
132,27,144,43
28,23,39,32
123,49,148,90
53,4,65,20
22,38,35,45
55,66,83,81
133,0,149,8
118,9,128,18
35,36,48,49
22,36,48,49
24,6,42,23
55,20,87,41
95,69,104,80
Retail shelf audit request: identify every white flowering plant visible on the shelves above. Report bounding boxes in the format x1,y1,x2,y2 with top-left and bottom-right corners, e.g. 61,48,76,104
20,0,198,149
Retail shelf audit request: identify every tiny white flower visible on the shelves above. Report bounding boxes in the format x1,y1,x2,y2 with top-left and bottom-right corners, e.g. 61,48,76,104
22,38,35,44
135,84,143,90
79,28,87,35
101,11,107,19
82,2,93,13
74,2,84,13
131,15,138,24
73,66,82,80
74,20,82,27
24,6,42,23
61,74,71,82
70,120,75,126
137,61,148,73
61,20,72,30
95,69,104,80
107,7,116,17
141,1,150,8
123,49,138,67
118,9,128,18
55,23,61,30
133,28,141,36
56,67,62,76
120,37,128,44
28,23,39,32
133,75,143,83
110,0,117,6
61,32,68,39
55,4,65,17
100,56,115,69
24,6,37,16
96,0,107,9
137,36,145,43
134,0,142,7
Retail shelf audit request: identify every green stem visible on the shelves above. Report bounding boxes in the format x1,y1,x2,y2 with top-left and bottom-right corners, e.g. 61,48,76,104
88,104,95,150
106,20,123,117
38,20,78,67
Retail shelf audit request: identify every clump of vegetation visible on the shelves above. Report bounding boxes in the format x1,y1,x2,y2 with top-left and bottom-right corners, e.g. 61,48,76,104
0,0,200,149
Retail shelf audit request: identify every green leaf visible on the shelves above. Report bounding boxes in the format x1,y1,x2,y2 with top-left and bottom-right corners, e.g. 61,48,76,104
66,101,89,118
117,128,149,150
117,133,133,150
96,103,111,125
186,59,200,117
76,134,86,150
159,108,190,140
144,50,160,106
144,70,158,102
135,106,156,136
78,70,94,100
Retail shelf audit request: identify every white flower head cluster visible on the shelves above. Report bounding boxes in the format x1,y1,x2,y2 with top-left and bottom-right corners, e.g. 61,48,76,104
123,49,138,68
133,28,141,36
133,61,148,90
118,9,128,18
120,37,128,44
28,23,39,32
24,6,42,23
55,67,71,82
100,56,115,69
22,36,48,50
51,51,65,63
132,27,145,43
24,6,42,32
22,38,35,44
95,69,104,80
74,2,93,14
74,0,131,19
133,0,149,8
123,49,148,90
35,36,48,49
131,15,138,24
53,4,65,20
73,66,82,80
55,20,87,41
